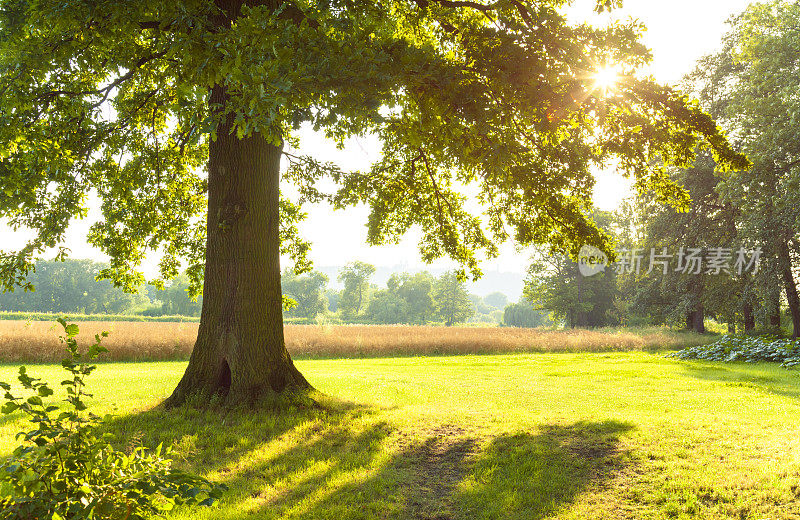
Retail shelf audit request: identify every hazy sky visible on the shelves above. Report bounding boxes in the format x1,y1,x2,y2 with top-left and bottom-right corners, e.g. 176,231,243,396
0,0,756,278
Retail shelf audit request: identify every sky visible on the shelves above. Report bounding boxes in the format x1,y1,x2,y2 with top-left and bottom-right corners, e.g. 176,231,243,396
0,0,757,284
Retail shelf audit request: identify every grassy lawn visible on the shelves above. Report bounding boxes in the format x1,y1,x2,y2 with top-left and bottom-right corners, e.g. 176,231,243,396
1,352,799,519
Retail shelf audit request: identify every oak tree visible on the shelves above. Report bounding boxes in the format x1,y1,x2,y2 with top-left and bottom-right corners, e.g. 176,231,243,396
0,0,747,405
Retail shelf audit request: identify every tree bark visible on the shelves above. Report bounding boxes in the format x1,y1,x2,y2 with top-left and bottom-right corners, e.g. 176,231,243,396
165,79,310,407
779,242,800,339
692,305,706,334
686,273,705,333
743,301,755,333
574,270,588,328
765,286,781,330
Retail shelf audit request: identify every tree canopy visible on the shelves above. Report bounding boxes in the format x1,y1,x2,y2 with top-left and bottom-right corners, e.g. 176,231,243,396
0,0,747,293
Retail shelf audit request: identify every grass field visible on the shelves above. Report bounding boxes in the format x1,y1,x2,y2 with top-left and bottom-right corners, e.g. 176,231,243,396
1,352,799,519
0,320,711,362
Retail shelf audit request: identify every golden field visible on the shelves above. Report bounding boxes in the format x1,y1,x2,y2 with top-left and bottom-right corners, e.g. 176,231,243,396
0,320,712,362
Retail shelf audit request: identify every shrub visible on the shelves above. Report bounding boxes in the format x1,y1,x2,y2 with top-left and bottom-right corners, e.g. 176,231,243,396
0,319,225,519
668,334,800,368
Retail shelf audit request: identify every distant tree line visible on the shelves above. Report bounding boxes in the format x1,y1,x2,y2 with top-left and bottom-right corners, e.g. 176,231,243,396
2,259,535,327
0,260,200,317
283,262,517,326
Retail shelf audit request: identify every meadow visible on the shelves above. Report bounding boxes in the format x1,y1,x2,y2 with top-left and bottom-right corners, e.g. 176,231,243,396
0,320,712,362
1,350,799,519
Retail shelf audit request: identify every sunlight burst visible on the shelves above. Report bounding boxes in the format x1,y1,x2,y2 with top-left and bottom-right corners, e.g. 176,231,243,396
592,65,621,92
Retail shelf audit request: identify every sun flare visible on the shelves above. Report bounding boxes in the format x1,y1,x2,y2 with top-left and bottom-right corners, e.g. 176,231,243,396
593,65,621,92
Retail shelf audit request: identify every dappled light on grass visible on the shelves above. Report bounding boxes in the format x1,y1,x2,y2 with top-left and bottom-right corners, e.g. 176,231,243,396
97,403,635,520
2,353,800,518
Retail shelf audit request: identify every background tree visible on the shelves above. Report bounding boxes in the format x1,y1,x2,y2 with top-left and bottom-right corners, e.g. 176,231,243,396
0,0,748,405
147,275,204,317
0,260,148,315
618,155,741,333
678,0,800,337
337,262,375,320
524,211,619,328
432,271,473,326
484,292,508,310
393,272,435,325
365,289,408,324
524,253,619,328
503,302,549,328
281,269,329,320
324,289,340,313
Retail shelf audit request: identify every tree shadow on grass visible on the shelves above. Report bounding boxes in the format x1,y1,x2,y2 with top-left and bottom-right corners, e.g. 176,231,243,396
98,404,634,520
450,420,633,520
680,363,800,400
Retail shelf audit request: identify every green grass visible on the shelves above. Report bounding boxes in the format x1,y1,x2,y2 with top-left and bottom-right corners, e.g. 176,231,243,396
2,352,800,519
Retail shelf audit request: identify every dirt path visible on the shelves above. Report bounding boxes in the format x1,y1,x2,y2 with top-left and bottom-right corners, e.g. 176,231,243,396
396,426,482,520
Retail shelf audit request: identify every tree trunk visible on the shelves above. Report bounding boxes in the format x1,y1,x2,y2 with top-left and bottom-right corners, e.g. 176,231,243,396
765,286,781,330
687,273,705,334
165,80,310,407
692,305,705,334
574,270,588,328
779,242,800,339
743,301,755,333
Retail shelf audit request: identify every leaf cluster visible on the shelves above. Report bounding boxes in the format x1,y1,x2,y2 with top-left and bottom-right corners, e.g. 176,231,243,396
0,319,225,519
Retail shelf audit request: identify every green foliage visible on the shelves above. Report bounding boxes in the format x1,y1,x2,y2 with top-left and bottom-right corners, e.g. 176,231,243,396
617,154,743,330
145,275,203,317
0,260,149,315
281,269,329,319
524,211,619,328
669,335,800,369
324,289,340,313
365,289,408,325
0,312,199,322
432,271,473,326
483,292,508,310
612,0,800,335
363,270,473,325
503,302,549,328
0,0,748,295
392,272,436,324
0,320,224,519
363,271,435,325
337,262,376,319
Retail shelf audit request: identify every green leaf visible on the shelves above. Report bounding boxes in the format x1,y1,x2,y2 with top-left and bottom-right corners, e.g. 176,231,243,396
65,324,79,337
1,401,19,414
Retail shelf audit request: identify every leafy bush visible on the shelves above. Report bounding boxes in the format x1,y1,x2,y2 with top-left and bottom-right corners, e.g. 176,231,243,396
0,319,225,519
668,334,800,368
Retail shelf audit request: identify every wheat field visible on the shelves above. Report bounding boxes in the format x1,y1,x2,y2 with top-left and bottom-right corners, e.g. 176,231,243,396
0,320,711,362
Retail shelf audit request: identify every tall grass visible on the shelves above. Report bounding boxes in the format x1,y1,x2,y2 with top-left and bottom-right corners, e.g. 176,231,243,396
0,321,712,363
